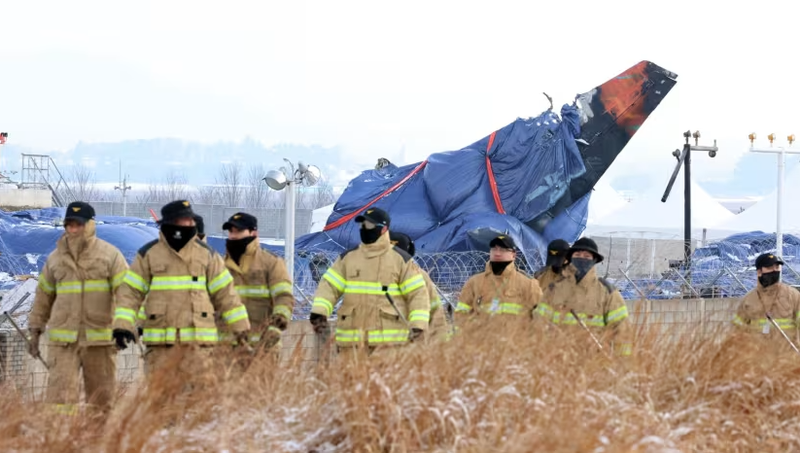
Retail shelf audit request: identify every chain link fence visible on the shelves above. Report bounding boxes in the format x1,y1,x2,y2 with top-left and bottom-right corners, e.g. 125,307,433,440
592,232,800,299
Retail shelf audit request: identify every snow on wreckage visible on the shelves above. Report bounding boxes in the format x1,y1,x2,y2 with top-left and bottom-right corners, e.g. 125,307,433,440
296,60,679,289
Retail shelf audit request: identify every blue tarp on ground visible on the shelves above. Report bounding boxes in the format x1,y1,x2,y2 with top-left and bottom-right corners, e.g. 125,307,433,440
296,106,591,269
0,208,159,286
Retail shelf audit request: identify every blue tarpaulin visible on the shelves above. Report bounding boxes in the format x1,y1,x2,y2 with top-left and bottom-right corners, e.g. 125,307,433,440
296,106,591,269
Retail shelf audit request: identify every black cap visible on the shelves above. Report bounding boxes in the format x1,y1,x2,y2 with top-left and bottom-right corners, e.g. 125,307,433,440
489,234,517,250
545,239,570,266
568,237,604,263
222,212,258,231
755,253,784,269
64,201,95,223
355,207,390,227
193,214,205,235
389,231,415,256
160,200,195,225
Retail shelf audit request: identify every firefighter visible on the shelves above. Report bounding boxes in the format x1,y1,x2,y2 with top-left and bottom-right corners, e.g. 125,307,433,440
534,239,573,289
220,212,294,354
732,253,800,344
28,202,129,415
194,214,207,243
454,234,543,321
308,207,430,358
389,231,451,341
535,237,633,356
134,213,209,327
111,200,250,376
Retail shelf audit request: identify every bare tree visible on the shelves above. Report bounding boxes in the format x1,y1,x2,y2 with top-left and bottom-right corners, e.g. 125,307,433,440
142,169,188,204
66,164,101,202
216,163,244,207
133,187,152,204
195,185,219,205
265,189,283,209
306,177,337,210
161,169,189,202
244,164,268,208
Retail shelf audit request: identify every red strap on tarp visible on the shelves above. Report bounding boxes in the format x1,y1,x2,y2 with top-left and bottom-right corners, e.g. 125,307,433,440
484,131,505,214
323,160,429,232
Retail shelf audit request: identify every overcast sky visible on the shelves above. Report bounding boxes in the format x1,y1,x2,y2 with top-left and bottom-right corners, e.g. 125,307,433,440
1,0,797,189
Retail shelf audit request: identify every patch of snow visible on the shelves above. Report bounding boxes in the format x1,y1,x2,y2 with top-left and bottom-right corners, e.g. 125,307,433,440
25,253,39,265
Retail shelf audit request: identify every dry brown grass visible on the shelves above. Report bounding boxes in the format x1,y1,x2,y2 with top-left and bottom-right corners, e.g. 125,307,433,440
2,315,800,453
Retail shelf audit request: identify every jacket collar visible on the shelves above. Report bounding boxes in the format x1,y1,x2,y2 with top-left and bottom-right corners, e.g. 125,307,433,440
574,265,599,288
56,219,98,263
158,230,198,260
225,236,261,273
358,231,393,258
483,260,517,278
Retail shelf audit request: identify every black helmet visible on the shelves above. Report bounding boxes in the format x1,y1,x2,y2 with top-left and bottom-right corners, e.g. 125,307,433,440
568,237,604,263
389,231,416,256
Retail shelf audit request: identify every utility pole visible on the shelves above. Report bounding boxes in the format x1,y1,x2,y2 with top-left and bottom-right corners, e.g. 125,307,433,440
747,133,800,280
661,130,719,285
114,160,132,216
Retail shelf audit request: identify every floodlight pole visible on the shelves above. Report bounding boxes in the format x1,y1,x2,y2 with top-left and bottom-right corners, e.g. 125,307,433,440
283,158,297,284
748,133,800,280
661,131,719,282
114,160,132,216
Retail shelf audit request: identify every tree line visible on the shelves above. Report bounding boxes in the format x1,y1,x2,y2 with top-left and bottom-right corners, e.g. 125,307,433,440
64,163,339,210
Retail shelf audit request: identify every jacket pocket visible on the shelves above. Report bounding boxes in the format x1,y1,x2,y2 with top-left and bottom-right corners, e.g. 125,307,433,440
49,299,70,328
378,305,406,331
143,298,167,329
85,294,113,328
192,298,217,329
336,305,356,330
244,298,270,328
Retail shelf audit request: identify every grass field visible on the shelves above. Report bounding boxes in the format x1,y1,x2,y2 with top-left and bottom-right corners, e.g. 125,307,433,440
1,316,799,452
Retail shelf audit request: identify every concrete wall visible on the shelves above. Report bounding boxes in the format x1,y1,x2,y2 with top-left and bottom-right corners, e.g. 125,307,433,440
592,237,692,279
0,188,51,209
0,297,744,400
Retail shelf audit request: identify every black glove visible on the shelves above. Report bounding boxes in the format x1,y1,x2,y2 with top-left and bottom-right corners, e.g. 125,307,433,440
409,328,424,342
310,313,328,334
113,329,136,350
272,314,288,331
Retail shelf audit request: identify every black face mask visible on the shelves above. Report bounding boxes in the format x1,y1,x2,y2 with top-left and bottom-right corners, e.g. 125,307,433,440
551,263,564,274
226,236,256,265
490,261,512,275
571,257,595,282
360,227,382,245
759,271,780,288
161,224,197,251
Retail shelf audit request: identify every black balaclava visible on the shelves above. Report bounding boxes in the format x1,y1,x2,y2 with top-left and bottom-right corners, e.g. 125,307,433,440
226,236,257,265
571,256,595,282
161,223,196,251
360,225,383,244
490,261,511,275
551,258,566,274
759,271,781,288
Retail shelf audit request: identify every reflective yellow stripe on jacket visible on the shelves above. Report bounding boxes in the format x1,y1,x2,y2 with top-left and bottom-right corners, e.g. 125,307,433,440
45,276,120,343
733,314,798,331
310,268,425,318
114,269,239,344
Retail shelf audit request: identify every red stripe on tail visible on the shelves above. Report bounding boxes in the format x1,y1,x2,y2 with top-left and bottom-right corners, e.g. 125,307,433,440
485,131,505,214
